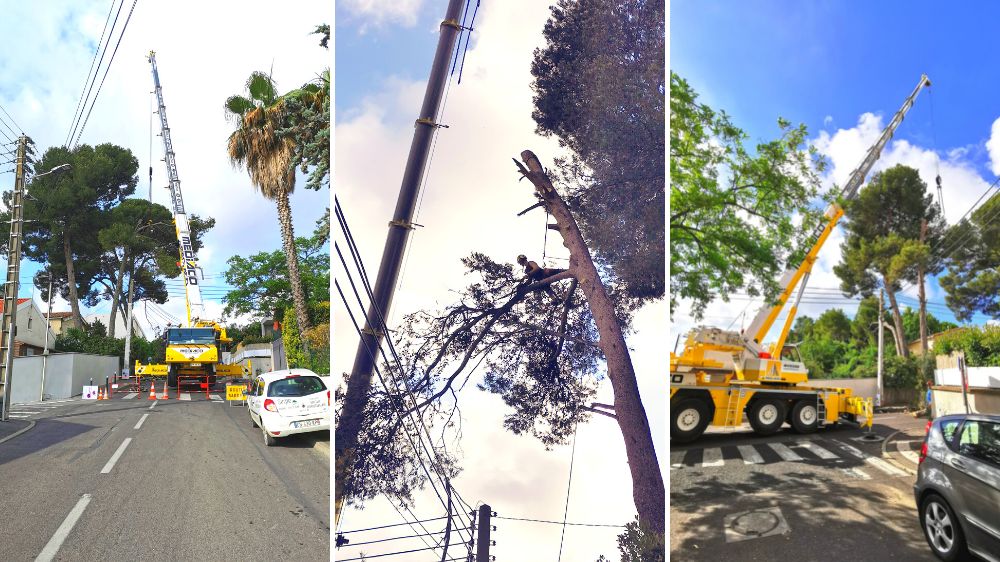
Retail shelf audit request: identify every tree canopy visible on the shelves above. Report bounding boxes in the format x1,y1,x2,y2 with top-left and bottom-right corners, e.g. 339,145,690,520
939,192,1000,321
531,0,665,304
670,72,826,319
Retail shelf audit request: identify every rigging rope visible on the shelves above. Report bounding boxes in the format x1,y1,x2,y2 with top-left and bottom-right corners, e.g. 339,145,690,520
556,424,578,562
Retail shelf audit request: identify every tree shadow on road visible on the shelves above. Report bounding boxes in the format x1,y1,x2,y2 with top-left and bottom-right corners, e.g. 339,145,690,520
0,418,96,467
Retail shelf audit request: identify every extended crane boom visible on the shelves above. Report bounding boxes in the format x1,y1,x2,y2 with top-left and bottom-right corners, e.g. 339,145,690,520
670,75,932,444
148,51,204,326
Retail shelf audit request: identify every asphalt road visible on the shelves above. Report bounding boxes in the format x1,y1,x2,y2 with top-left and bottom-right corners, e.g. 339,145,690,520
0,382,330,561
670,413,938,562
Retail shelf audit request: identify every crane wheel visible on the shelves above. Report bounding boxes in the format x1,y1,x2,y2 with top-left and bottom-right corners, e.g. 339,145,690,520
790,400,819,433
748,397,787,436
671,397,710,443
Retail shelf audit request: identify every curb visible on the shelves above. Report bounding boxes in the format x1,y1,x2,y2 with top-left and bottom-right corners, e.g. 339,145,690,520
0,420,36,445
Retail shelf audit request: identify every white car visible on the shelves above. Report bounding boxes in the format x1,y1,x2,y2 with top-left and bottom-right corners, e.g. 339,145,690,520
247,369,330,446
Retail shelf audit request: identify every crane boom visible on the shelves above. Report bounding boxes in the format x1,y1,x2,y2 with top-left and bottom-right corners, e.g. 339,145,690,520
147,51,204,326
743,74,932,350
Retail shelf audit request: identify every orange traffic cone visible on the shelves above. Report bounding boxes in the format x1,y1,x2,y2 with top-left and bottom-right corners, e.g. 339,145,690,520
148,383,157,400
160,381,169,400
99,387,106,400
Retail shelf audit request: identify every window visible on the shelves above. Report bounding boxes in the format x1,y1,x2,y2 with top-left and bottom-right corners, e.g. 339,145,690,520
27,316,32,331
267,376,325,398
958,420,1000,468
941,419,961,445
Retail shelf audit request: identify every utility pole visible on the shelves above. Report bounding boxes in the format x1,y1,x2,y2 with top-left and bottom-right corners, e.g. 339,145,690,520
40,275,53,401
876,288,884,408
122,265,137,379
918,219,929,356
0,135,27,421
335,0,465,524
476,504,492,562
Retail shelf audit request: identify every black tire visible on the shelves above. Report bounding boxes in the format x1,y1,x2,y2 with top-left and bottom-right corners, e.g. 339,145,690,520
747,397,787,436
167,366,177,388
671,397,711,444
919,493,969,561
249,410,258,428
790,400,820,434
262,423,277,447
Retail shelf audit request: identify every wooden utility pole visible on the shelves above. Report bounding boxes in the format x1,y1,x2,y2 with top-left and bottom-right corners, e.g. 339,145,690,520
476,504,492,562
918,219,929,356
0,135,27,421
514,150,664,534
334,0,465,525
876,288,884,408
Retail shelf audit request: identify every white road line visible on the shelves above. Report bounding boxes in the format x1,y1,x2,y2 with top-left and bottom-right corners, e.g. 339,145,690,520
134,414,149,430
122,393,138,400
737,445,764,464
100,438,133,474
670,451,685,469
148,400,157,410
796,440,839,460
35,494,92,562
834,441,908,476
897,441,921,464
209,394,222,401
767,442,804,462
179,393,191,401
839,467,872,480
701,448,725,467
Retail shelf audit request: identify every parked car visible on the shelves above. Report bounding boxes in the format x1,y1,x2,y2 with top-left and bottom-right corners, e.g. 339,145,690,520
914,413,1000,562
247,369,330,446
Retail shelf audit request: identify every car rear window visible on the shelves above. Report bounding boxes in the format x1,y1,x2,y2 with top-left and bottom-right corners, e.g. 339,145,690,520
267,376,325,398
957,420,1000,468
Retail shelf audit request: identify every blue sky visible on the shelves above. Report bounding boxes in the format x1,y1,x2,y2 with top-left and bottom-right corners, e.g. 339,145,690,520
671,0,998,332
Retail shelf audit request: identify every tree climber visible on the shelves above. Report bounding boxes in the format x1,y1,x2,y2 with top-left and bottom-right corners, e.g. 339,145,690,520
517,254,565,300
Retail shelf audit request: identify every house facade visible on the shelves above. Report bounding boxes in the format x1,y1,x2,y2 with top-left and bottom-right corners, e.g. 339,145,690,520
5,298,58,357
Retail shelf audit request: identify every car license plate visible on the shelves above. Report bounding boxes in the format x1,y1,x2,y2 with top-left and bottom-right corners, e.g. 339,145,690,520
294,419,320,429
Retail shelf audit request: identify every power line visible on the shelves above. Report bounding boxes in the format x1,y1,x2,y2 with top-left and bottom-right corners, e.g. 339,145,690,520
494,515,626,528
65,0,119,146
338,544,441,561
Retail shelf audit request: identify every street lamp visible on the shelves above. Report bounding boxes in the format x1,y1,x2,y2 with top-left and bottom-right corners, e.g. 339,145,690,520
1,160,71,421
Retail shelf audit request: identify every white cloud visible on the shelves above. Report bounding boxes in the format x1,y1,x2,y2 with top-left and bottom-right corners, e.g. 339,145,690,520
986,117,1000,175
339,0,425,30
823,115,833,127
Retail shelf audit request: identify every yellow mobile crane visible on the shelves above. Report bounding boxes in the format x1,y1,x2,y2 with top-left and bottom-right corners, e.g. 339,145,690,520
670,74,932,443
135,52,247,388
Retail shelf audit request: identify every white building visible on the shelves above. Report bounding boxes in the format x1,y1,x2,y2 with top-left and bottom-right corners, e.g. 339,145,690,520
83,313,146,339
4,298,58,356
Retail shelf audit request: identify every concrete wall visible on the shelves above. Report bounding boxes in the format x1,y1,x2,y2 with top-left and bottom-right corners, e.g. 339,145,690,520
9,353,120,403
934,367,1000,389
931,387,1000,417
233,343,273,375
809,377,919,406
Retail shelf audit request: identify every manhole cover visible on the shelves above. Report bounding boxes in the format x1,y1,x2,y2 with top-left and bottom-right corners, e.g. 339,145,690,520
851,433,885,443
723,507,790,543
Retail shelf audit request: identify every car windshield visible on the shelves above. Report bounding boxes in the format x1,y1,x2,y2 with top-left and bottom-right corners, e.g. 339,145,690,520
166,328,216,345
267,376,325,398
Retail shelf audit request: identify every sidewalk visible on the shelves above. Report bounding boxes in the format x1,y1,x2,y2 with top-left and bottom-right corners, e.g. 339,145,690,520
0,418,34,444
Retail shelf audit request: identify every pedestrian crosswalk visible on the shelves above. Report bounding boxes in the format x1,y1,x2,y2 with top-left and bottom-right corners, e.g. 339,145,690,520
5,398,79,419
671,437,922,479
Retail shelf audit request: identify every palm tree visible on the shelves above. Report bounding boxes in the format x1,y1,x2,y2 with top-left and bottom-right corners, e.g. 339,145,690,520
226,71,312,340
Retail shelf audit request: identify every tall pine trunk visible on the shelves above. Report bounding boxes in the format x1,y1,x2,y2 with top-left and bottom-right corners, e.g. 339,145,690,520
108,250,128,338
63,233,84,330
918,219,928,355
517,150,664,535
275,191,311,343
884,284,908,357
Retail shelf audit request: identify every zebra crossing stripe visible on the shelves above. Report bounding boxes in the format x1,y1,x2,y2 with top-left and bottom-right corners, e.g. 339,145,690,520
897,441,920,464
834,441,908,476
796,440,839,460
737,445,764,464
839,467,871,480
670,451,685,469
179,393,191,401
701,448,725,467
767,442,804,462
122,393,138,400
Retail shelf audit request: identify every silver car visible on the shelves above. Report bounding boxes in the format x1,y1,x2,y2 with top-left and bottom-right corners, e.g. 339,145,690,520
914,413,1000,561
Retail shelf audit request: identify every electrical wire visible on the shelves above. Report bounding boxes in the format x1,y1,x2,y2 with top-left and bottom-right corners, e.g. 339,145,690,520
494,515,625,528
65,0,119,147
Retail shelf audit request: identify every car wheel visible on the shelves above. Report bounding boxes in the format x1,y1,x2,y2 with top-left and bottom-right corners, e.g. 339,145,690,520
747,397,787,436
789,400,819,434
262,423,277,447
249,410,258,428
920,493,968,561
671,397,711,444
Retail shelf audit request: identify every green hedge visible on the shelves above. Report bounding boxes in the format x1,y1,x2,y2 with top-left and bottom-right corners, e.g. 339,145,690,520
933,326,1000,367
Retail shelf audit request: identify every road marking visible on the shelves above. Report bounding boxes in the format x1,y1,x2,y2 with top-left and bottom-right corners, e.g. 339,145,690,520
148,401,157,410
796,440,839,460
134,414,149,430
897,441,920,464
100,438,133,474
670,451,685,469
737,445,764,464
839,467,871,480
179,393,191,401
833,441,908,476
209,394,222,401
701,448,725,467
766,442,803,462
35,494,92,562
122,393,138,400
